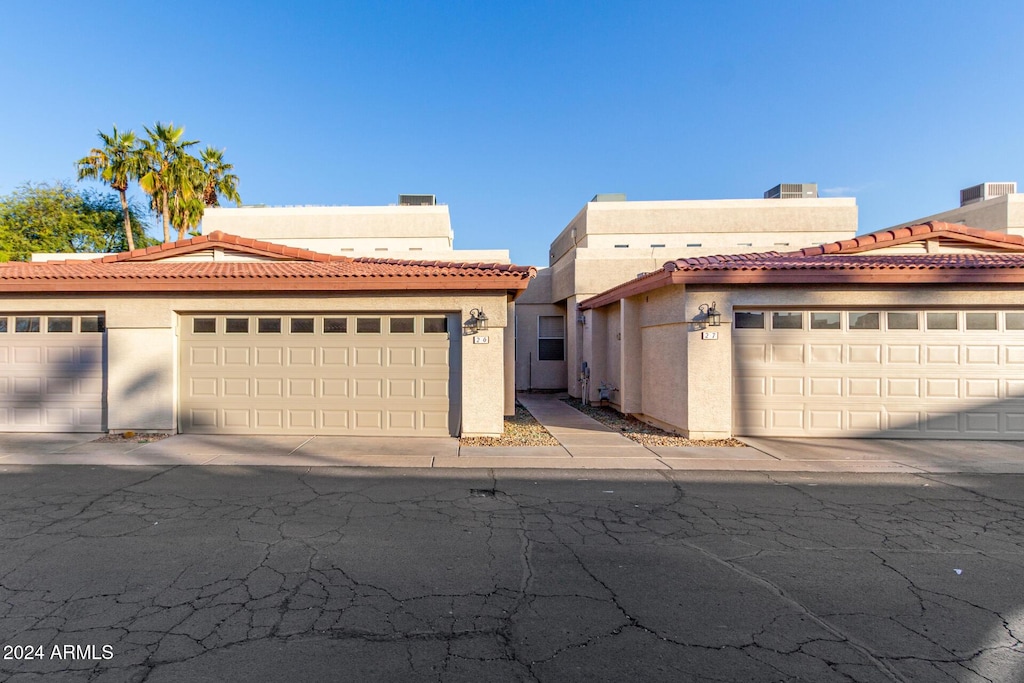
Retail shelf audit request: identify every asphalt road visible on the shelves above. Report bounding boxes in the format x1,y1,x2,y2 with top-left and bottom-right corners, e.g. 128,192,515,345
0,465,1022,682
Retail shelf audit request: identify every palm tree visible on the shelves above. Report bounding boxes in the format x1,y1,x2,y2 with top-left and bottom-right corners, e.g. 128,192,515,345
138,122,198,243
199,147,241,207
76,126,143,251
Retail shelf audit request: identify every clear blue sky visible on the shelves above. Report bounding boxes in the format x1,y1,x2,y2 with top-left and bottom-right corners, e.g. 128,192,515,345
1,1,1021,266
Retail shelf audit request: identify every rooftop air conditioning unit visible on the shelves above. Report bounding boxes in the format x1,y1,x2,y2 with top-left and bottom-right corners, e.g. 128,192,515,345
764,183,818,199
398,194,436,206
960,182,1016,207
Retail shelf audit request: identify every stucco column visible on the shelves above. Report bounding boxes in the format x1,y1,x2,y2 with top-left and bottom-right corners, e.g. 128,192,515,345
106,327,176,432
684,295,733,438
587,306,607,404
619,297,642,414
566,295,582,397
504,299,515,416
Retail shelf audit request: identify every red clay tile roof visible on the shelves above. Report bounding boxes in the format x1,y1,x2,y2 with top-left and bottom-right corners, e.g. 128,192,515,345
0,231,535,293
580,222,1024,309
797,221,1024,255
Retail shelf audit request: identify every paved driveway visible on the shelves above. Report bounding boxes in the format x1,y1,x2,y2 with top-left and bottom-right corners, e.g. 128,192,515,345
1,466,1022,682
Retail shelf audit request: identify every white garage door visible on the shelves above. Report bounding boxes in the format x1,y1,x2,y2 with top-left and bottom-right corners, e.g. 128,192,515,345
734,309,1024,439
0,314,106,432
180,313,452,436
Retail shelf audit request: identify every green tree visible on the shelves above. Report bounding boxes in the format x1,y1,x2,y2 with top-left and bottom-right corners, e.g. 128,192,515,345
138,122,199,243
0,182,155,261
76,125,144,252
199,147,241,207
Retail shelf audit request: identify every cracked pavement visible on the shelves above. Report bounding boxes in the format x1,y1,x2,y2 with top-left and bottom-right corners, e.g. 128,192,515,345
0,466,1022,682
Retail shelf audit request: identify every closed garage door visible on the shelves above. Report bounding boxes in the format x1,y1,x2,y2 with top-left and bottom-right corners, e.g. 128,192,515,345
734,309,1024,439
0,313,106,432
180,313,451,436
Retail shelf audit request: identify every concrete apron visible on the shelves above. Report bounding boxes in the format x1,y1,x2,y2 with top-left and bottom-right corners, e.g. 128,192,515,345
0,432,1023,473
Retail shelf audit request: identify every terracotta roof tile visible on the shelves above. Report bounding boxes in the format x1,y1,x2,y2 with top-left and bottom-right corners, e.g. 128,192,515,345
0,231,535,293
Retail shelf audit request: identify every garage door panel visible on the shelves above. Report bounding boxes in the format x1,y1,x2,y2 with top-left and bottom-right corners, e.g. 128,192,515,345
354,347,383,366
887,378,919,398
966,346,999,365
191,347,218,365
224,347,250,364
388,379,417,399
809,410,842,429
223,409,250,428
735,308,1024,439
887,412,921,432
388,347,417,366
181,314,450,436
965,379,999,399
255,347,282,365
965,412,1000,433
225,378,252,397
926,346,959,364
254,378,282,397
848,378,881,397
47,346,75,364
288,347,316,365
809,345,842,363
288,378,315,397
14,347,41,364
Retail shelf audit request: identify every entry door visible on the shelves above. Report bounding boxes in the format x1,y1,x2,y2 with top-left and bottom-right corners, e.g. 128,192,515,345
734,309,1024,439
0,314,106,432
180,313,451,436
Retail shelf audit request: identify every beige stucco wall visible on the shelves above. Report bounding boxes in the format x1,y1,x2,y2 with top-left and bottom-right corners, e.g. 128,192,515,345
886,194,1024,236
0,291,510,437
200,205,510,263
525,197,859,395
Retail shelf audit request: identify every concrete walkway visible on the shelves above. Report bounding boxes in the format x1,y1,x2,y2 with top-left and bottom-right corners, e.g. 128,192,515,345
0,396,1023,472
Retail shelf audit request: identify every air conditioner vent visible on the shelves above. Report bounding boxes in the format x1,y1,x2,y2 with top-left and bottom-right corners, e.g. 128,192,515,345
398,194,436,206
764,183,818,199
960,182,1016,207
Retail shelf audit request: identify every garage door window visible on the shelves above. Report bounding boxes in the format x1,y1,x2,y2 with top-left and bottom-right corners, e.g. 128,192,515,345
47,317,73,333
810,312,840,330
887,312,919,330
424,317,448,334
538,315,565,361
324,318,348,333
965,312,997,330
356,317,381,334
193,318,216,333
80,316,105,333
291,318,314,333
849,312,880,330
15,317,40,333
926,312,958,330
1006,312,1024,330
226,318,249,333
772,312,803,330
390,317,415,334
0,318,6,333
735,312,765,329
258,318,282,333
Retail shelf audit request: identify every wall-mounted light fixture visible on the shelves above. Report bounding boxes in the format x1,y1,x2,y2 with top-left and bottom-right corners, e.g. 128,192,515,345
699,302,721,327
465,308,489,333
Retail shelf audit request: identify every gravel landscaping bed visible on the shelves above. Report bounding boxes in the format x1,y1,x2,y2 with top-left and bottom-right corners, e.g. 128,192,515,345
93,432,172,444
460,403,560,447
561,397,746,447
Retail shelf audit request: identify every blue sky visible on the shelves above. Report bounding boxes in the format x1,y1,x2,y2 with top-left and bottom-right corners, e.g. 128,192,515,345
1,1,1021,266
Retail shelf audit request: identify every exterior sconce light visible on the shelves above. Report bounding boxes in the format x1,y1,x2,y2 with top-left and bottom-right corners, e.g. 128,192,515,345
466,308,489,333
699,302,721,327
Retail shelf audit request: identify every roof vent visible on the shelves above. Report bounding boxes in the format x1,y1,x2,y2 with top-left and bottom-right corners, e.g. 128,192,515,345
960,182,1016,207
591,193,627,202
764,183,818,199
398,194,436,206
